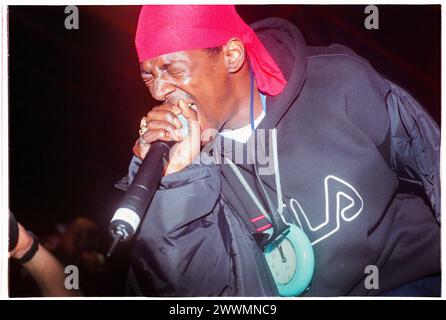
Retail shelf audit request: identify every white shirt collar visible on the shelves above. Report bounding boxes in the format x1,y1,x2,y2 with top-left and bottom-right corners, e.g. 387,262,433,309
219,93,267,144
220,111,266,143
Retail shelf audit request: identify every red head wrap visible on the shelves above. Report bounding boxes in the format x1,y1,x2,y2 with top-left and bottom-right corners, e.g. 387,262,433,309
135,5,287,96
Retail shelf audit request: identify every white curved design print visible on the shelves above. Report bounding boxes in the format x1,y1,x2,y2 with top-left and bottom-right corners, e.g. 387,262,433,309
289,175,363,246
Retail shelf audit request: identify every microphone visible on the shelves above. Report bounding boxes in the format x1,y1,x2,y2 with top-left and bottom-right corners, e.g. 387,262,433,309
107,114,189,258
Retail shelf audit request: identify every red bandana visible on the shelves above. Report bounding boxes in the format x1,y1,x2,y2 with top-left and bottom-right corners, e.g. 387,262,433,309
135,5,287,96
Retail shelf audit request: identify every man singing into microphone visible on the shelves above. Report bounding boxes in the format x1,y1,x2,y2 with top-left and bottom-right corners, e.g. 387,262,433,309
119,5,440,296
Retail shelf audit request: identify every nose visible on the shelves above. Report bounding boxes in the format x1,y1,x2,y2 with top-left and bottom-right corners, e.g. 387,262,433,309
151,76,176,102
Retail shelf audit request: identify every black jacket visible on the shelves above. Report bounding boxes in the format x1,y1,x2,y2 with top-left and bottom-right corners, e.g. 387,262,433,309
121,18,440,296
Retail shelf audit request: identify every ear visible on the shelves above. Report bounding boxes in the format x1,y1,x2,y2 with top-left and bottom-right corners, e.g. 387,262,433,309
222,37,246,73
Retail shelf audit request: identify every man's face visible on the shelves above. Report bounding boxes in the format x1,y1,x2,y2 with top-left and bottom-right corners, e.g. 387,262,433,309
140,49,231,138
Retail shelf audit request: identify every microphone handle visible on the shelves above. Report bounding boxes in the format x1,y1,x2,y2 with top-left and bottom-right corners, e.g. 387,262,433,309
107,114,188,258
109,140,174,243
121,140,173,218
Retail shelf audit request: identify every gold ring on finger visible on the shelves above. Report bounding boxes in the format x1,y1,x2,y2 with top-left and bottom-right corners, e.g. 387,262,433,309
140,116,148,129
139,127,148,136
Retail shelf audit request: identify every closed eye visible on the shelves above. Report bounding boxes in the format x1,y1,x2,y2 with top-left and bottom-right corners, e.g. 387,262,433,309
165,63,187,75
141,71,154,83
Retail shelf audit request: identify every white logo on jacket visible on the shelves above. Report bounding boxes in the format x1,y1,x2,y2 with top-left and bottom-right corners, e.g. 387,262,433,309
289,175,364,245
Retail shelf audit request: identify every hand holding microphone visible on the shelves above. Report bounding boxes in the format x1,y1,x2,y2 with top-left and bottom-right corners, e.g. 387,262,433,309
134,98,200,175
108,98,200,257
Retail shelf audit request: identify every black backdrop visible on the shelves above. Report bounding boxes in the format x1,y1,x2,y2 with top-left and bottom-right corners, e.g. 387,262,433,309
8,5,441,295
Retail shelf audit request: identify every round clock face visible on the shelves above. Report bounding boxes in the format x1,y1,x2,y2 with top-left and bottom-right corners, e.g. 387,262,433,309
265,238,297,285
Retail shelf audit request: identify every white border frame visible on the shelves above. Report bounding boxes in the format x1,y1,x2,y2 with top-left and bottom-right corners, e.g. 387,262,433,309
0,0,443,301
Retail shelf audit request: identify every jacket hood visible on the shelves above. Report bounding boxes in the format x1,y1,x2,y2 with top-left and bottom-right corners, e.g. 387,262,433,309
251,17,308,130
206,18,308,160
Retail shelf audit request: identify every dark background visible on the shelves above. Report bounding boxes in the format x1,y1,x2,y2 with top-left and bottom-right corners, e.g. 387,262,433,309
8,5,441,295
